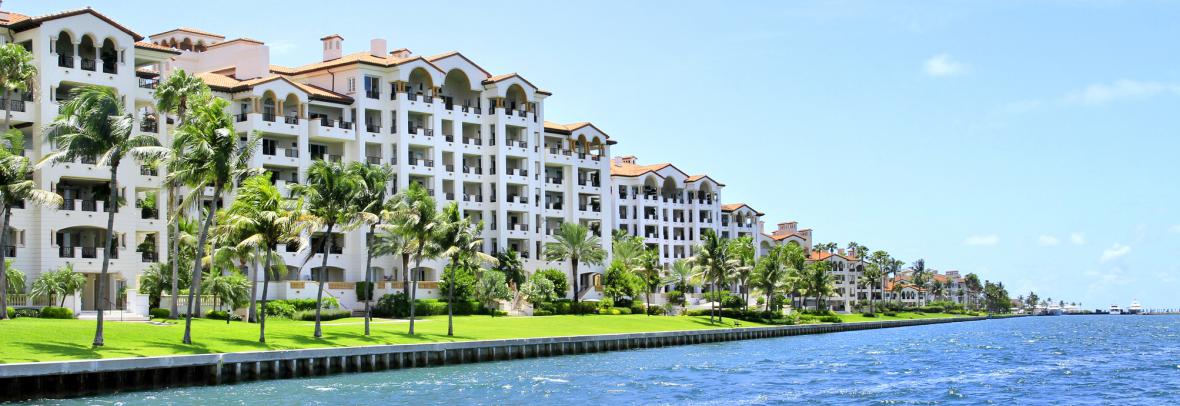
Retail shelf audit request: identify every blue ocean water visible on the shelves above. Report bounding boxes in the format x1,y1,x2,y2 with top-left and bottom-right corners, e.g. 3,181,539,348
43,315,1180,405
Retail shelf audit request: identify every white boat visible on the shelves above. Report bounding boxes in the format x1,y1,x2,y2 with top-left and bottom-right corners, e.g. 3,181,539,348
1128,300,1143,315
1109,304,1122,315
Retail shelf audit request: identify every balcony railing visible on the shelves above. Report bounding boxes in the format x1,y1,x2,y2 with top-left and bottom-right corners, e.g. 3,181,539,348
462,166,482,175
102,63,117,74
3,245,14,257
81,199,97,212
58,54,74,68
463,137,482,146
58,246,74,258
0,99,25,112
284,115,299,124
140,120,158,133
140,166,158,176
141,251,158,263
81,246,97,259
236,113,248,122
366,124,381,133
338,121,353,130
262,112,276,122
367,156,381,164
81,58,96,71
138,78,158,89
365,90,380,99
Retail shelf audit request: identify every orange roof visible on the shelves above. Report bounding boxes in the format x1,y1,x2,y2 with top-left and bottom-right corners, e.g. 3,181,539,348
610,162,674,177
134,41,180,54
543,121,614,142
150,27,225,39
269,65,296,75
320,34,343,41
281,51,440,76
770,232,807,241
4,8,143,40
424,51,491,77
197,72,353,104
721,203,764,216
483,72,539,90
206,38,264,50
808,251,859,262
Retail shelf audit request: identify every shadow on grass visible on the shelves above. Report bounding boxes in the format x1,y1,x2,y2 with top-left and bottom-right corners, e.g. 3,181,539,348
18,342,105,361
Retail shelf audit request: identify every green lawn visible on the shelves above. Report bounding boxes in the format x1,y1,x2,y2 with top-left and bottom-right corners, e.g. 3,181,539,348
0,315,764,363
836,312,966,323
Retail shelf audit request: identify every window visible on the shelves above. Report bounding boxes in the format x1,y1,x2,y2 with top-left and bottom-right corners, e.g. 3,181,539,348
346,77,356,93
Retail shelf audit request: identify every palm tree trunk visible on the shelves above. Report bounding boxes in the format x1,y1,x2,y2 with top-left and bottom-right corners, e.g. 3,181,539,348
2,88,11,133
401,253,410,297
707,281,715,323
259,249,272,343
95,165,120,347
570,256,580,308
363,226,375,336
409,247,422,335
183,183,221,345
169,194,179,319
447,253,456,336
247,248,259,323
0,205,10,320
313,223,334,339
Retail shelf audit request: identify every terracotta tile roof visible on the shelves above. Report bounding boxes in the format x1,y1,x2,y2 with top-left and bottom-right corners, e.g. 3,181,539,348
424,51,491,77
808,251,859,262
4,8,143,40
543,121,614,142
482,72,539,91
205,37,264,50
686,174,725,187
610,161,672,177
269,65,296,75
196,72,353,104
770,232,807,242
281,51,440,76
152,27,225,39
720,203,764,216
0,12,31,25
134,41,180,54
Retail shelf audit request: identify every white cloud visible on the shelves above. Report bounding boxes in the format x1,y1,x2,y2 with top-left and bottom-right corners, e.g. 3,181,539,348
1070,232,1086,245
1037,235,1060,246
1100,243,1131,262
1061,79,1180,105
963,234,999,246
923,54,968,77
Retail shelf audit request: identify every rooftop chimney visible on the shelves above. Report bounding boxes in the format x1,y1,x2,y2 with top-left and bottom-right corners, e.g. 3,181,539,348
370,38,387,57
321,34,343,61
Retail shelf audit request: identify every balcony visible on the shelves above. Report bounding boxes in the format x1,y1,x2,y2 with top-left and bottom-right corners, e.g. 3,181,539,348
262,112,276,122
463,194,483,203
140,166,158,176
366,123,382,134
308,117,354,140
141,251,158,263
58,54,74,68
366,156,382,165
102,63,117,74
140,119,158,133
138,78,158,89
462,136,482,146
80,58,96,71
462,166,482,175
0,99,26,112
284,115,299,125
365,90,380,100
3,245,14,257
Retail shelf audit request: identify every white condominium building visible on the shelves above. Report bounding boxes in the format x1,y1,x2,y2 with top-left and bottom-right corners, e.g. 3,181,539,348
609,156,723,265
806,249,865,313
1,7,613,314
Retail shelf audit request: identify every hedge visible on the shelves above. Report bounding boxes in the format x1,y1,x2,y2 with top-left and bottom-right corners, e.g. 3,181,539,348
294,309,351,321
39,306,74,319
5,306,12,318
205,310,241,321
149,308,171,319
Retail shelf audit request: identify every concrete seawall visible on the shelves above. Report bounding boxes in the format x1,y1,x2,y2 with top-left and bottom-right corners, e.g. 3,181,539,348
0,316,996,401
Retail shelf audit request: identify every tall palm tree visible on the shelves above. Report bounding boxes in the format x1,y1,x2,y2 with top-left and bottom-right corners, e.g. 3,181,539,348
170,96,260,344
543,222,606,309
436,202,496,335
781,243,807,310
910,259,928,306
963,273,982,310
0,131,62,319
858,264,883,314
728,236,755,305
0,43,35,134
868,250,892,310
690,229,732,323
154,69,208,320
635,248,662,316
291,160,361,338
802,261,835,311
43,86,168,346
346,162,391,336
752,244,787,312
373,226,413,298
222,174,307,342
664,259,698,309
386,182,440,335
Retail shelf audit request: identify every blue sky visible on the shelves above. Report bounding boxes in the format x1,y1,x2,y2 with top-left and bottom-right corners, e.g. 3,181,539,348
19,1,1180,308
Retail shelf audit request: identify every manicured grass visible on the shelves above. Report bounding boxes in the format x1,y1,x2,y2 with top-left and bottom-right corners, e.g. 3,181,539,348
836,312,968,323
0,315,765,363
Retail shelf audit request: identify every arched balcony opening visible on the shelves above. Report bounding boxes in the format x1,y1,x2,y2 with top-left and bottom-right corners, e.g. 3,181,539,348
178,37,193,51
78,35,97,71
55,226,116,260
441,69,478,111
661,176,678,200
589,137,604,158
282,93,300,124
574,134,587,155
260,91,278,122
99,38,118,74
642,175,660,199
167,38,178,49
310,266,345,283
504,84,527,112
194,40,207,53
411,266,437,282
55,32,74,68
407,67,434,99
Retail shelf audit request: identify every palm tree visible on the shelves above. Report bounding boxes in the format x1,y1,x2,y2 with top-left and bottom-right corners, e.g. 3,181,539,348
665,259,698,303
291,160,361,338
0,131,61,318
385,182,440,335
963,273,982,310
346,162,391,336
728,236,755,305
780,243,807,311
802,261,835,311
635,248,662,316
43,86,168,346
373,227,413,298
543,223,606,309
154,69,208,320
436,202,496,335
222,174,307,342
752,245,788,312
689,229,732,323
31,264,86,308
496,249,526,305
169,96,260,344
858,264,883,314
868,250,892,309
910,259,928,306
201,269,249,324
0,43,35,134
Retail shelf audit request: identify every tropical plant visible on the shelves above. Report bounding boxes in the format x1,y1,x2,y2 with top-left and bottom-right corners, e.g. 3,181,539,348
801,261,835,311
664,259,698,306
201,269,250,324
544,223,606,308
752,244,789,311
3,261,22,295
858,264,883,314
602,259,642,303
30,264,85,308
728,236,755,305
154,69,209,320
689,229,734,323
496,249,526,295
384,182,440,334
291,160,361,338
436,202,496,335
43,86,168,345
474,270,510,316
346,162,391,336
222,174,306,342
0,129,62,318
534,268,569,298
168,95,260,344
963,272,982,309
910,259,928,306
520,272,556,307
635,249,663,315
0,43,35,134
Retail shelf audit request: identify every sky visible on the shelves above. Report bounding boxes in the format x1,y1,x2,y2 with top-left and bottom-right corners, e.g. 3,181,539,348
15,0,1180,308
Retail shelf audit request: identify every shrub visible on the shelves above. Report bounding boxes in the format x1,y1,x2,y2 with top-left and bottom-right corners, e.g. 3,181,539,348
39,306,74,319
355,281,374,301
13,308,39,318
667,290,684,305
532,309,553,316
205,310,241,321
883,311,898,317
596,297,614,312
861,312,877,318
264,300,297,319
819,315,843,323
5,306,12,319
534,269,569,298
614,297,634,308
414,299,449,316
374,293,410,318
918,305,944,314
612,307,632,315
295,309,351,321
491,310,508,317
149,308,171,319
439,264,476,301
721,295,745,310
629,305,645,315
647,306,667,316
